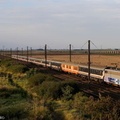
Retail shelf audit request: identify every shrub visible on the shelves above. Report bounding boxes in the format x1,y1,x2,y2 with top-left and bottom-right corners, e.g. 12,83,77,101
0,87,27,98
73,92,89,110
8,64,28,73
32,106,54,120
0,59,13,68
34,79,79,100
61,85,74,101
0,103,29,119
28,73,55,87
61,80,79,94
28,73,46,86
37,81,61,99
26,68,40,78
0,87,11,98
45,75,55,81
72,94,120,120
86,96,115,119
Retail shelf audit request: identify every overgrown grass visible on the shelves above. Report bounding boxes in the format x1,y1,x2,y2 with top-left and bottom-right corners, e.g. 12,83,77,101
0,58,120,120
0,87,31,119
0,58,29,74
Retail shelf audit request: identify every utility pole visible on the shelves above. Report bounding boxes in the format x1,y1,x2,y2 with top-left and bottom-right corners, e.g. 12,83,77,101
88,40,91,82
22,48,23,56
69,44,72,62
0,48,2,59
5,48,7,56
6,48,8,56
3,46,4,59
27,46,29,63
10,48,12,58
30,47,32,57
45,44,47,67
16,47,18,60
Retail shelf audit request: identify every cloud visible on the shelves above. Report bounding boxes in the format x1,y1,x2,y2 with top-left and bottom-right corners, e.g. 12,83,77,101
114,0,120,3
0,0,120,49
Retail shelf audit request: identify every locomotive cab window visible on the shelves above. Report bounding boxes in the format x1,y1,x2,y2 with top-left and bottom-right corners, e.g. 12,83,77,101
105,71,108,73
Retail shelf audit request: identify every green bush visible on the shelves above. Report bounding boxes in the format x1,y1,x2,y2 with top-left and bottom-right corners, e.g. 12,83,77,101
0,87,11,98
73,92,89,111
32,106,54,120
0,59,13,68
37,81,61,99
28,73,55,87
72,94,120,120
28,73,46,86
61,80,79,94
26,68,40,78
36,80,79,100
0,59,28,73
8,64,28,73
61,85,74,101
86,96,118,120
0,87,18,94
0,103,29,119
45,75,55,81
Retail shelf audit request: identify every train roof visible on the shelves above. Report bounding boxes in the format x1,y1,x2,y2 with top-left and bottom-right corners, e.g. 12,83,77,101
62,62,104,70
105,66,120,71
80,64,104,70
12,55,104,70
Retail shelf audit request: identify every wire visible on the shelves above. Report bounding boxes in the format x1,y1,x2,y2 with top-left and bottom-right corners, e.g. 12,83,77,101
81,41,88,49
91,41,98,49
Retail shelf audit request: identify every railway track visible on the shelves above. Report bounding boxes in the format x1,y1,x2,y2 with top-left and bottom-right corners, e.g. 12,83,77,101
54,73,120,100
1,55,120,100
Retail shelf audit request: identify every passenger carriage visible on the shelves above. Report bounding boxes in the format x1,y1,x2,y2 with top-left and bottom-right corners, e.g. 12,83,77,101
78,65,104,81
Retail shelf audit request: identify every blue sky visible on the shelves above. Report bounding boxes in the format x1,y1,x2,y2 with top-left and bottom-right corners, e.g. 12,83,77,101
0,0,120,49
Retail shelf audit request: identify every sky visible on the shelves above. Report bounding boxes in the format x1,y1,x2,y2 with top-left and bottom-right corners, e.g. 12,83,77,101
0,0,120,50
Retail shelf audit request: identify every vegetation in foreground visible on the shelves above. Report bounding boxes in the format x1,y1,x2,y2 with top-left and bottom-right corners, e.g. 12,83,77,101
0,59,120,120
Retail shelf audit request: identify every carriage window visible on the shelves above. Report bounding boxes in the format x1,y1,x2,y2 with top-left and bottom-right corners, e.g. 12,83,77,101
80,67,88,72
69,65,71,69
74,66,78,70
66,65,68,68
90,69,103,75
62,64,65,68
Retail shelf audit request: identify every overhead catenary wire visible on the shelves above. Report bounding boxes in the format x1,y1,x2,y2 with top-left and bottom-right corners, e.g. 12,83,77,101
80,40,98,50
91,41,98,49
81,41,88,49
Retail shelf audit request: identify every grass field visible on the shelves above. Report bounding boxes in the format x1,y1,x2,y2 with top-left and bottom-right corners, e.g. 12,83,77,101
33,54,120,68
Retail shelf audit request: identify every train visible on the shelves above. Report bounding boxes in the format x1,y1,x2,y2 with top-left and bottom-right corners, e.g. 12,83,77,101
12,55,120,86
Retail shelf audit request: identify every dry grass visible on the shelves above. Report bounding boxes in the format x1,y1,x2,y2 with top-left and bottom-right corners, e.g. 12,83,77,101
32,55,120,68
